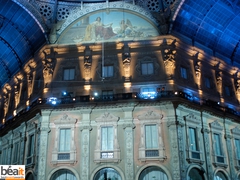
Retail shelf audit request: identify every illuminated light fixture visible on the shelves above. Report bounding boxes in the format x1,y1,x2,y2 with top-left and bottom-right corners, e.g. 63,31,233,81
48,97,58,105
38,98,42,104
174,91,178,95
124,82,132,88
84,85,91,90
26,100,30,106
141,91,156,99
94,92,98,96
91,97,94,100
2,118,5,124
62,91,67,96
72,98,76,101
13,110,17,116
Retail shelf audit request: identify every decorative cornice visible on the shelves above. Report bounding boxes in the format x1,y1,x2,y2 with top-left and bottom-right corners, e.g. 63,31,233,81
138,110,163,120
54,114,77,124
95,112,119,122
231,126,240,136
209,120,223,131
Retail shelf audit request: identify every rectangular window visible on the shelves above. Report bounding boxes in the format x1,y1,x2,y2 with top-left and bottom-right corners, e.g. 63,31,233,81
12,142,19,164
189,127,200,159
235,139,240,160
27,134,34,165
101,126,114,158
145,125,159,157
141,62,154,75
58,128,71,160
205,77,211,88
214,133,224,163
59,129,71,152
63,68,75,80
102,65,113,78
225,86,231,96
180,67,187,79
27,135,34,157
2,148,8,165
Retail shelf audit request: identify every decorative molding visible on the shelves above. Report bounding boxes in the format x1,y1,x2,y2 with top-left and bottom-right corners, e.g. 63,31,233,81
95,112,119,123
231,126,240,136
138,111,163,120
184,113,200,124
54,114,77,124
209,120,223,131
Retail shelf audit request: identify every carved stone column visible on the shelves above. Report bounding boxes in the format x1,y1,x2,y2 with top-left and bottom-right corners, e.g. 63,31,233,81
122,105,136,180
37,112,50,180
123,124,135,180
80,109,93,180
224,119,235,180
202,126,213,180
167,117,183,180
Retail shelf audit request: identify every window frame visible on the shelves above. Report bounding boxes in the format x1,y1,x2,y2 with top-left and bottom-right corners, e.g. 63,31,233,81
138,110,165,161
63,68,75,81
102,65,114,78
180,66,188,79
51,114,77,165
141,62,154,75
224,85,232,97
184,113,204,164
204,77,211,88
231,126,240,170
94,112,120,163
210,120,227,167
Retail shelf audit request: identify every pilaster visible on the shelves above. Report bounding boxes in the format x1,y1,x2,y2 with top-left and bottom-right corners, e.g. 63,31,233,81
37,112,50,180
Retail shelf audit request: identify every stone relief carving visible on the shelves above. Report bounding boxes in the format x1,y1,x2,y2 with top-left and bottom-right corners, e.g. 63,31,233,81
152,6,171,34
138,110,163,120
24,60,37,99
236,79,240,103
42,57,55,88
163,49,176,79
209,120,223,131
195,61,201,89
122,52,131,81
216,71,223,95
231,126,240,136
95,112,120,122
3,84,11,119
125,127,134,180
13,73,23,108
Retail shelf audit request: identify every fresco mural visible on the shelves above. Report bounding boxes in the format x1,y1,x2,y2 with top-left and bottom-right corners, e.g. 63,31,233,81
57,10,159,44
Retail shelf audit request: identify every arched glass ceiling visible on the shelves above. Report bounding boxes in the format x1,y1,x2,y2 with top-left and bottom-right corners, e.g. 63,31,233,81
0,0,46,88
173,0,240,66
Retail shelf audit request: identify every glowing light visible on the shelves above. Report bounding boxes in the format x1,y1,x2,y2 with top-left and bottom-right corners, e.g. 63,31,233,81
124,82,132,88
72,98,76,101
94,92,98,96
26,100,30,106
48,97,58,105
13,110,17,116
84,85,91,90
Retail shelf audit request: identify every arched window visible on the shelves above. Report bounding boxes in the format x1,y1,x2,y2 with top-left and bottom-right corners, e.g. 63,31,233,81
93,167,121,180
139,166,168,180
214,171,228,180
50,169,76,180
187,168,204,180
26,173,34,180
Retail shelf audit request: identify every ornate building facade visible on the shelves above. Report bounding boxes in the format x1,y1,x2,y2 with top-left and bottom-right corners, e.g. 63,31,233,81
1,0,240,180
